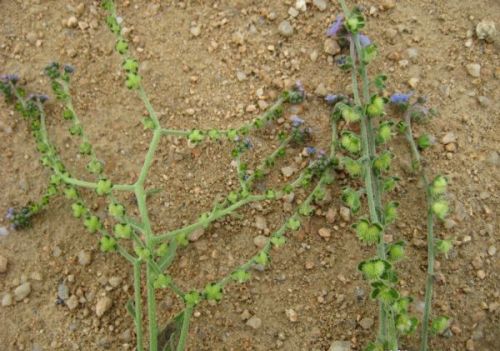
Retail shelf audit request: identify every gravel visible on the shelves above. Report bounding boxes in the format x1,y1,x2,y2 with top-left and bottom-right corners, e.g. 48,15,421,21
246,315,262,329
466,63,481,78
0,255,8,273
95,296,113,317
2,293,13,307
278,21,294,37
78,250,92,266
14,282,31,301
329,341,351,351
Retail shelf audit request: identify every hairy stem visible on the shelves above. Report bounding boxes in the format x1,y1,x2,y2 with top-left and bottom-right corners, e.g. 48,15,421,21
133,261,145,351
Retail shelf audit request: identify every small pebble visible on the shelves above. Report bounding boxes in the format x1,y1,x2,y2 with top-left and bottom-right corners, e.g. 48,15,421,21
190,25,201,37
487,245,496,256
359,317,374,329
189,228,205,242
295,0,307,12
466,63,481,78
2,293,13,306
339,206,351,222
14,282,31,301
66,16,78,28
315,83,328,96
108,276,122,288
381,0,396,10
246,315,262,329
236,71,247,81
313,0,327,11
278,21,294,37
441,132,457,144
286,308,298,322
255,216,268,230
253,235,268,249
95,296,113,317
318,227,331,238
78,250,92,266
281,166,296,177
324,39,340,55
329,340,351,351
0,227,8,237
66,295,79,310
476,20,496,42
0,255,8,273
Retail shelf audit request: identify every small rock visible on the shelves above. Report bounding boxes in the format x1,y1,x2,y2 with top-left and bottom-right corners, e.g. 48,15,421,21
477,96,491,107
324,39,340,55
441,132,457,144
52,246,62,257
66,295,79,310
310,50,319,62
313,0,327,11
66,16,78,28
381,0,396,10
477,270,486,279
466,63,481,78
240,309,251,320
487,245,496,256
476,20,496,42
286,308,298,322
339,206,351,222
305,261,315,270
318,227,331,238
95,296,113,317
231,31,245,45
315,83,328,96
466,339,475,351
0,227,8,237
189,228,205,242
278,21,294,37
288,7,299,18
2,293,13,306
30,272,43,281
236,71,247,81
295,0,307,12
255,216,268,230
120,329,132,342
359,317,374,329
329,341,351,351
108,276,122,288
26,32,37,44
58,282,69,301
78,250,92,266
14,282,31,301
281,166,296,177
246,315,262,329
190,25,201,37
326,208,337,223
408,77,420,88
78,21,89,30
407,48,419,62
0,255,8,273
253,235,268,249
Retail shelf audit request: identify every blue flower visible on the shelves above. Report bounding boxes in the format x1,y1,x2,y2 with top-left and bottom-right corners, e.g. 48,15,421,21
306,146,316,155
290,115,304,127
63,64,75,74
390,92,412,105
325,94,346,105
359,34,371,47
28,94,49,103
326,15,344,37
293,80,305,99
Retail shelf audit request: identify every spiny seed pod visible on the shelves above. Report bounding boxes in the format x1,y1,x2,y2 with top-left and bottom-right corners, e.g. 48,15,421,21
366,95,385,118
204,283,223,302
271,236,286,248
359,259,389,280
354,219,383,245
431,200,449,220
430,175,448,197
96,179,113,196
108,202,125,218
84,215,101,234
100,236,117,252
232,270,251,283
114,223,132,239
184,291,200,306
153,274,172,289
431,316,450,335
340,131,362,154
287,217,301,231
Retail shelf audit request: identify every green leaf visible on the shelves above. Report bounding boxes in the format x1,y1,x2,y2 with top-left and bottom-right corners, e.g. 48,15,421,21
340,131,362,154
83,215,101,234
71,202,87,218
271,236,286,247
188,130,204,143
100,236,117,252
62,108,74,120
345,10,365,33
386,241,406,262
287,217,301,231
79,142,92,155
142,117,155,130
108,202,125,218
417,134,433,150
114,223,132,239
123,58,139,73
115,39,129,54
431,200,449,220
265,190,276,200
203,283,223,302
384,201,399,224
374,74,387,90
134,246,151,260
232,269,251,283
154,274,172,289
96,179,113,196
362,44,378,65
392,297,413,315
430,175,448,197
395,313,418,334
342,188,361,213
64,187,79,200
184,291,200,306
125,73,141,90
155,243,169,257
435,239,453,258
87,160,104,174
227,191,238,204
431,316,450,335
208,129,220,140
254,251,268,266
383,176,399,192
175,233,188,247
366,95,385,118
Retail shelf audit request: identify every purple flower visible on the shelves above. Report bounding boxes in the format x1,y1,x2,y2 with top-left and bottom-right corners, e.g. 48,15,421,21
306,147,316,155
0,74,19,84
325,94,346,105
290,115,304,127
359,34,372,47
293,80,306,99
5,208,15,220
390,92,413,105
28,94,49,103
326,15,344,37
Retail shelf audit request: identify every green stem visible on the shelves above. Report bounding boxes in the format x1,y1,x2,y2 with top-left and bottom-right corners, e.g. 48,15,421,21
403,115,435,351
146,262,158,351
176,305,194,351
133,261,144,351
